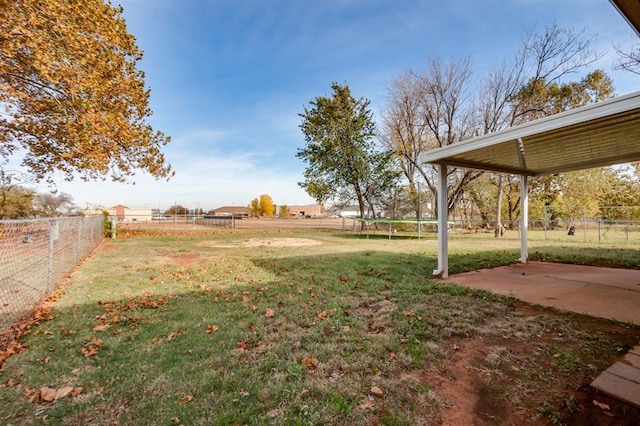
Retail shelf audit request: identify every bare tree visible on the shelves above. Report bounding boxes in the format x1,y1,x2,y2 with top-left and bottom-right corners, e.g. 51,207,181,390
383,24,603,236
380,71,428,218
510,24,601,122
482,24,601,237
614,43,640,75
35,192,76,217
381,58,483,218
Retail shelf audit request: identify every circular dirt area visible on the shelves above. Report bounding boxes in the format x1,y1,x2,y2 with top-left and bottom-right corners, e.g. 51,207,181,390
198,237,321,248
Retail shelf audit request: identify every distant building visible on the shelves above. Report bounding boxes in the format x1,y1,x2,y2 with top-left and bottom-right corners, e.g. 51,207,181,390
277,204,324,218
209,206,249,217
82,205,153,221
332,205,361,218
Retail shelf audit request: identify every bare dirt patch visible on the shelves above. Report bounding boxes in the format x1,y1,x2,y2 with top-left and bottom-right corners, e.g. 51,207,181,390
198,237,322,248
422,302,640,425
166,252,201,267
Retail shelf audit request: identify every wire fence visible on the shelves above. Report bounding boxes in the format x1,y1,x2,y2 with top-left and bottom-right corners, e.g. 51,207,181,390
113,215,640,243
2,212,637,346
0,216,104,345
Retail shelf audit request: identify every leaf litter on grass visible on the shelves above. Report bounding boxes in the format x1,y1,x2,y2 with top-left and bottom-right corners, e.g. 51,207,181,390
1,232,639,425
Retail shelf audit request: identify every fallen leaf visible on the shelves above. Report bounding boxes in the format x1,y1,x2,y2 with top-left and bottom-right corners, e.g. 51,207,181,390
265,308,275,318
206,325,219,334
179,394,194,403
593,400,610,410
93,324,110,332
316,311,327,319
32,386,75,403
236,341,247,351
5,341,27,356
41,388,56,402
370,386,384,398
80,345,99,357
88,338,104,347
55,386,74,400
301,355,319,370
358,400,375,410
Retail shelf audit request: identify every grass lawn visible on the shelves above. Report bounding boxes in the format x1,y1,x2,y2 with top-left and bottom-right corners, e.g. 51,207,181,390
1,230,639,425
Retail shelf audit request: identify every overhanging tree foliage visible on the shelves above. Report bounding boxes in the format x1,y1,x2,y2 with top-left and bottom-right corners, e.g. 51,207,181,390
0,0,173,183
298,82,399,218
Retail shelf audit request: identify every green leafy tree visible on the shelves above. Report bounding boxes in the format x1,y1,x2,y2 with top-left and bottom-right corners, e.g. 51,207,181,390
0,0,173,184
103,210,114,238
298,82,398,218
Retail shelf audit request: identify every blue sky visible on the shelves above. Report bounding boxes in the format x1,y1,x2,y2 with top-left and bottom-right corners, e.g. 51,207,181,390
34,0,640,211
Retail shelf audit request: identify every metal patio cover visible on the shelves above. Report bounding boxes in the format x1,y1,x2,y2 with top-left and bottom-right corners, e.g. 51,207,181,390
423,91,640,279
611,0,640,36
422,91,640,176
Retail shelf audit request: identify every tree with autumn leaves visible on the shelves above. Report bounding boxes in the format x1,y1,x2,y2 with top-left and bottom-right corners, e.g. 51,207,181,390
0,0,172,184
248,194,275,217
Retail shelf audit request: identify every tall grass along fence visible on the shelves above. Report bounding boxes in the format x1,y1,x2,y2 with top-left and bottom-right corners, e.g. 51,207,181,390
0,216,104,345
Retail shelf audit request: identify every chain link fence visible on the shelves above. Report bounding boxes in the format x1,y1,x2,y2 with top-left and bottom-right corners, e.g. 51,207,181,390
0,216,104,344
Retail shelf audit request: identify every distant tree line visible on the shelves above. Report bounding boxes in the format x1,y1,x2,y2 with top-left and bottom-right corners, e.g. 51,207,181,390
0,169,78,219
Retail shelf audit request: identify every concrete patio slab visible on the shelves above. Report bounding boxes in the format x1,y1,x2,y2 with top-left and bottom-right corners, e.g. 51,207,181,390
443,261,640,325
443,262,640,410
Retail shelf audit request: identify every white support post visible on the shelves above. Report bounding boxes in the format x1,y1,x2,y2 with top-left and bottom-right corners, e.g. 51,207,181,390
433,163,449,278
520,175,528,263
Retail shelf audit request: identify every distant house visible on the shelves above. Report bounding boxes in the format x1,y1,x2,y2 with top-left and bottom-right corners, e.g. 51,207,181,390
112,204,127,220
277,204,324,218
209,206,249,217
333,206,361,218
82,205,152,221
124,208,153,221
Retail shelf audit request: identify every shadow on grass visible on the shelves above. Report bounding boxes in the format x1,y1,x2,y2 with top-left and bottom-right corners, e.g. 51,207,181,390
1,249,511,425
330,232,438,241
529,245,640,269
4,242,640,425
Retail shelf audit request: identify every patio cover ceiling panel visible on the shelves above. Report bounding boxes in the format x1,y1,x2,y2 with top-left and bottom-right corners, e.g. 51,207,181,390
423,91,640,176
610,0,640,36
